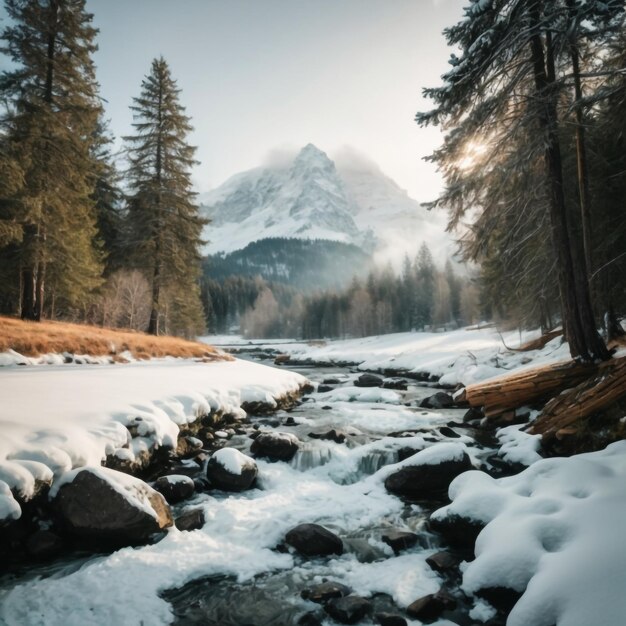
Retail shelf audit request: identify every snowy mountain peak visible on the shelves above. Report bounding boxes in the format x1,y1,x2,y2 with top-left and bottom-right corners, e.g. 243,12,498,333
199,145,452,265
293,143,334,171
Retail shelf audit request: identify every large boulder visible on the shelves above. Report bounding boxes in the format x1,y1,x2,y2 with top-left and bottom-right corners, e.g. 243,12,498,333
51,467,172,544
384,443,472,499
285,523,343,557
251,432,300,462
354,373,384,388
207,448,257,492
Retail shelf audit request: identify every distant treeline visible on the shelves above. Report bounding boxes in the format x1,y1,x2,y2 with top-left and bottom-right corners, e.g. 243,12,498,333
205,238,371,290
202,242,482,339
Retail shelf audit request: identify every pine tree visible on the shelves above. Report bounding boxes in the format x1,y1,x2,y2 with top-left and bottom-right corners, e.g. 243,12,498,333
415,243,435,329
0,0,104,320
417,0,616,361
124,57,207,336
90,116,123,275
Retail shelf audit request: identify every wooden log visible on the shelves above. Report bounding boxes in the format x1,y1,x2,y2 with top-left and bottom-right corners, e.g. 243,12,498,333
463,359,600,419
529,357,626,440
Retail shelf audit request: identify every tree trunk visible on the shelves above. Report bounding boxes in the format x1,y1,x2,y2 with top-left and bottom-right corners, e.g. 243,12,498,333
20,224,38,320
20,266,36,320
566,0,594,282
528,8,609,362
148,252,161,335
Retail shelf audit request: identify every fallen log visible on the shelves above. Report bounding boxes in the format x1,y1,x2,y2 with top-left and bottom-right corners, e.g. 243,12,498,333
463,359,603,419
529,356,626,441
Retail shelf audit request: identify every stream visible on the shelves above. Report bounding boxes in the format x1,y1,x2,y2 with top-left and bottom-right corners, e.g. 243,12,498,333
162,355,503,626
1,354,507,626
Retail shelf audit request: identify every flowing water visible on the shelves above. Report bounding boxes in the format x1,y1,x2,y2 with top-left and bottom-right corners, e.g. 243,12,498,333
161,358,501,626
0,356,504,626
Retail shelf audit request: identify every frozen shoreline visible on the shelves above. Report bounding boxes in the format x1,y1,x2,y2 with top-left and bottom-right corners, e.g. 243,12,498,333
0,357,307,522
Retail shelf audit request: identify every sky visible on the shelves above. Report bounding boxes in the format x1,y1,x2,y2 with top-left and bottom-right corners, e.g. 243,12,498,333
3,0,467,202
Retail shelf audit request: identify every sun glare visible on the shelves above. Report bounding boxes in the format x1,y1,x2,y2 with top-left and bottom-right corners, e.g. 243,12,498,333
457,139,489,171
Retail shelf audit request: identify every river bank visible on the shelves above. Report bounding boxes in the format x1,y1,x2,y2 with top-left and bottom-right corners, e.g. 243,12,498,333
1,333,625,626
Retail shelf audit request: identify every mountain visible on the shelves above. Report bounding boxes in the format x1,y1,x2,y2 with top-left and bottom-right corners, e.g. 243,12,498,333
199,144,451,264
204,237,372,291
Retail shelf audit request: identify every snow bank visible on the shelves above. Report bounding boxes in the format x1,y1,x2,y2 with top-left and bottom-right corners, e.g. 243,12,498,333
0,358,306,521
436,441,626,626
254,328,572,387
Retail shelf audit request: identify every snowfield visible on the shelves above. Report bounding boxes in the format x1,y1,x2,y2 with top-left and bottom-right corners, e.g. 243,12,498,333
0,357,306,521
205,326,573,387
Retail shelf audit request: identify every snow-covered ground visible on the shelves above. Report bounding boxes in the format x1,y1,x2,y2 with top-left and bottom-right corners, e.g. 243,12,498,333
204,327,573,387
434,441,626,626
0,358,306,521
3,329,626,626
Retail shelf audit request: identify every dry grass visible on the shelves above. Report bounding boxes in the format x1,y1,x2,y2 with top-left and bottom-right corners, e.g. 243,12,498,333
0,316,228,361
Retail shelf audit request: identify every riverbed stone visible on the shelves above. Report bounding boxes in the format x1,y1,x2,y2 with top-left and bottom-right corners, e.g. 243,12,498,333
382,378,408,390
154,474,195,504
428,512,485,548
426,550,458,573
381,529,419,553
354,373,384,388
406,589,456,621
375,613,407,626
52,467,173,544
384,452,472,499
176,435,204,458
463,406,484,422
324,595,372,624
419,392,455,409
438,426,461,439
251,431,300,462
308,429,346,444
317,384,335,393
301,581,351,603
175,508,205,532
206,450,257,491
285,523,343,557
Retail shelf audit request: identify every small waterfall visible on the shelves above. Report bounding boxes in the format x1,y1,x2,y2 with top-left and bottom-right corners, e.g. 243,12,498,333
333,449,400,485
357,449,398,475
290,444,335,471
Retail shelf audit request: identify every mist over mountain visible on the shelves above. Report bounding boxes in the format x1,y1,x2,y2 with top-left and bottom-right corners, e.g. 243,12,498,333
199,144,452,265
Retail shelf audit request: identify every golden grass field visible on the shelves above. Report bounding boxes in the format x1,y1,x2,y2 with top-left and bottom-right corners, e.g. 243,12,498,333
0,316,227,360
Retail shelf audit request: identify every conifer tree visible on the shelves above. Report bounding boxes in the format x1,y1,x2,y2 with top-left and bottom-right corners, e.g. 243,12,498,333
90,116,123,275
417,0,616,361
124,57,207,335
0,0,104,319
